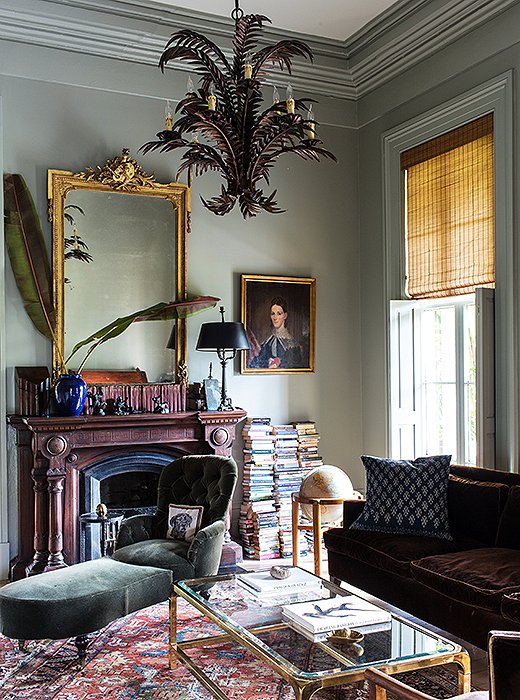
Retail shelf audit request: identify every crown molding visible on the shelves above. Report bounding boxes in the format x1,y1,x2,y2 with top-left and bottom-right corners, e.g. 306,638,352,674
347,0,520,96
0,0,353,99
0,0,517,102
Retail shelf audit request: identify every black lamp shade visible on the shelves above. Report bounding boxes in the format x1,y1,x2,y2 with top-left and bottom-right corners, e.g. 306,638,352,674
196,322,250,351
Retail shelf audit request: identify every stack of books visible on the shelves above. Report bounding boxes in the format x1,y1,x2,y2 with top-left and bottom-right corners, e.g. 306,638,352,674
239,499,280,560
237,567,323,606
272,425,302,559
282,594,392,641
240,418,326,560
240,418,280,559
294,422,324,471
293,421,324,552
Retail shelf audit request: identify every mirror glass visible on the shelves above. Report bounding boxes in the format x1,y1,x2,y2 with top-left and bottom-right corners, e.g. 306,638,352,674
49,152,189,381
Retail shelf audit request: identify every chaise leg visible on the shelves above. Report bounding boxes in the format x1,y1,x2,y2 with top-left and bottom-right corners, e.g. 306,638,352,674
74,634,89,666
330,576,342,587
17,639,28,652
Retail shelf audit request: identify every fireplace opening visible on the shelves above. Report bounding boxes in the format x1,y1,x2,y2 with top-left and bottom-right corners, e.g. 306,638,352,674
100,471,159,510
79,451,177,560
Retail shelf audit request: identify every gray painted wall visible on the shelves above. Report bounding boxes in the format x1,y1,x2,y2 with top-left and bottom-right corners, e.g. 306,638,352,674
0,37,361,567
357,3,520,466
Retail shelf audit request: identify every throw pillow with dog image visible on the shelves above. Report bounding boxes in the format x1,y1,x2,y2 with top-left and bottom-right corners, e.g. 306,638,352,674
166,504,204,542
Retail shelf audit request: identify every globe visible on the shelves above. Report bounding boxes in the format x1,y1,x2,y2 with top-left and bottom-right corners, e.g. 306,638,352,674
299,465,354,524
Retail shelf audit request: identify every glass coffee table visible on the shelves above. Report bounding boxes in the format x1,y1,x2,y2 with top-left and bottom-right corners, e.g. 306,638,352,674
170,568,470,700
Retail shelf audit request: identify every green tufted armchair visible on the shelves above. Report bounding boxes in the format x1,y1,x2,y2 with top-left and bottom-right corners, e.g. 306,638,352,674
112,454,238,580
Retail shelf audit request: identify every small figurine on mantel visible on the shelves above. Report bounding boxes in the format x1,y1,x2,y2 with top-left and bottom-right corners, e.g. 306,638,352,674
152,396,170,414
88,388,107,416
113,396,130,415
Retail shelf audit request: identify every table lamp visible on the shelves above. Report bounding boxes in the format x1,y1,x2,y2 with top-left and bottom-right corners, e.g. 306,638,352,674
196,306,250,410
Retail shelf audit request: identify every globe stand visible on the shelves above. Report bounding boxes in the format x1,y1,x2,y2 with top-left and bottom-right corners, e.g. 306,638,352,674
291,492,350,577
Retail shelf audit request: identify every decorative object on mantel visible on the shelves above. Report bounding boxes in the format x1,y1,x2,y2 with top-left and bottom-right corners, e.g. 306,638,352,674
196,306,250,411
141,1,336,217
54,372,88,417
15,366,51,416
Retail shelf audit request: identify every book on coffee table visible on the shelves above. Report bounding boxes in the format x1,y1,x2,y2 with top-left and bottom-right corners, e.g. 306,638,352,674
237,567,320,596
283,615,392,642
282,594,391,635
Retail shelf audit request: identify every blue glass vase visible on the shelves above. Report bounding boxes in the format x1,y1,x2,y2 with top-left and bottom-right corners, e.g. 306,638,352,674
54,373,87,416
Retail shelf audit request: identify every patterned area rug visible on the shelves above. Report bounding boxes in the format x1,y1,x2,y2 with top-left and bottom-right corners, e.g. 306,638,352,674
0,600,476,699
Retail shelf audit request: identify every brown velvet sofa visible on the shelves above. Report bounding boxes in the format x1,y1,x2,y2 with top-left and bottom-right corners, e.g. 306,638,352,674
323,464,520,649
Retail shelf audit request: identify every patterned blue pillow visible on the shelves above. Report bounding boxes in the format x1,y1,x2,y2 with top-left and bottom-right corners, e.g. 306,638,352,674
350,455,452,540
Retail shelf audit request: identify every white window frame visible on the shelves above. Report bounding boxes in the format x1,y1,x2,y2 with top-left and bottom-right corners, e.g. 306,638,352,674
390,291,493,466
382,72,514,470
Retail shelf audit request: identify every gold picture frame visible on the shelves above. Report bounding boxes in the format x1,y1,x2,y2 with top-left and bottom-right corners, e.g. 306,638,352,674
240,274,316,374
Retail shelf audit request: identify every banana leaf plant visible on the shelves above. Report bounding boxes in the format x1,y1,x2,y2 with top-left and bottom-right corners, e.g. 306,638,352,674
4,172,219,375
4,174,56,341
65,296,219,374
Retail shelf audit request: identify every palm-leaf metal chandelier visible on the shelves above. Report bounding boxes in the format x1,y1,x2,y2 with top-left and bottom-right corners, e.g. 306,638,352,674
141,1,337,218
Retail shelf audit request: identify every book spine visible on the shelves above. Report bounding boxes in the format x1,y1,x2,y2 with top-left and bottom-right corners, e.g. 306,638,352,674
283,612,390,634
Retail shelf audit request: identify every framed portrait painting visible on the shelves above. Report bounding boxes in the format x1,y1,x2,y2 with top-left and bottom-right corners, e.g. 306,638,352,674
241,274,316,374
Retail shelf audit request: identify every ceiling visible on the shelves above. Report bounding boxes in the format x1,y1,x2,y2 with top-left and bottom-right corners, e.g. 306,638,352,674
150,0,399,41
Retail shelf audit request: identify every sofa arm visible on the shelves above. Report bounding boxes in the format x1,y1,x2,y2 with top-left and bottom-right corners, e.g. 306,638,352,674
187,520,226,578
343,499,365,527
115,514,156,549
501,591,520,624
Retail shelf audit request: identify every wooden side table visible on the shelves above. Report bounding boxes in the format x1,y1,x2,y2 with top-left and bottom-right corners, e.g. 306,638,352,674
291,492,346,577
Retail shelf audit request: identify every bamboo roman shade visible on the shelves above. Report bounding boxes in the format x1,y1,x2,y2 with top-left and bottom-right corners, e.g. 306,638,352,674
401,114,494,299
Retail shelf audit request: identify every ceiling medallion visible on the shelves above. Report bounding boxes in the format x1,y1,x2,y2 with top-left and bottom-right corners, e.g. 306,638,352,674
142,1,337,218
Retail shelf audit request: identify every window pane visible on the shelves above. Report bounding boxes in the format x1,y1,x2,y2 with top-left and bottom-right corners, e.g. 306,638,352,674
421,307,455,383
423,383,457,457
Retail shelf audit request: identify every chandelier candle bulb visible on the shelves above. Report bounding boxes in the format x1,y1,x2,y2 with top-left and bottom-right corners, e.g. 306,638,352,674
164,100,173,130
207,83,216,111
305,104,316,140
286,83,295,114
244,53,253,80
186,75,195,95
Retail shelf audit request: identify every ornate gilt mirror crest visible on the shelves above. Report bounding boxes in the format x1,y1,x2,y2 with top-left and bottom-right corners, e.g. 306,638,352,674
48,149,189,381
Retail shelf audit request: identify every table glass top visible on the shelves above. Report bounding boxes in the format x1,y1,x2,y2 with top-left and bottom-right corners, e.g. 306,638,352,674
175,568,459,679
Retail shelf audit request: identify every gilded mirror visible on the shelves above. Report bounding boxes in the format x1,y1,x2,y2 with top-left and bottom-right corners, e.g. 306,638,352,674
48,150,189,381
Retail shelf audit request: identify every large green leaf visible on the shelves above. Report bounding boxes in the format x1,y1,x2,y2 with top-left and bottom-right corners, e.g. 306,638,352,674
4,174,56,339
66,295,220,373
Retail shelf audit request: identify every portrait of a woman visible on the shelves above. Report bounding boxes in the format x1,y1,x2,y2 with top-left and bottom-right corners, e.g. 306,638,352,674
250,296,303,369
241,275,316,373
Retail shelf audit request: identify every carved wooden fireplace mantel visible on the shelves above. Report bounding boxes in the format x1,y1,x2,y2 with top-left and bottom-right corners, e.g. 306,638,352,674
8,410,246,580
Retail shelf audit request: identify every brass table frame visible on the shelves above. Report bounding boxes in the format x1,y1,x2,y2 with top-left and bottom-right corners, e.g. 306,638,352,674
169,574,471,700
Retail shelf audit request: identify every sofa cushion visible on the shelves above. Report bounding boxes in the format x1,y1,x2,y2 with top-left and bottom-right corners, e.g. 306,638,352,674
448,475,509,546
350,455,452,540
496,486,520,550
410,548,520,611
324,527,463,577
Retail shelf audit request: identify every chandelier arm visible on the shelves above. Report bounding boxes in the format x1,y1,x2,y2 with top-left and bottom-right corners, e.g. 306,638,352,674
248,123,305,181
198,121,241,184
161,31,233,76
251,40,313,81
